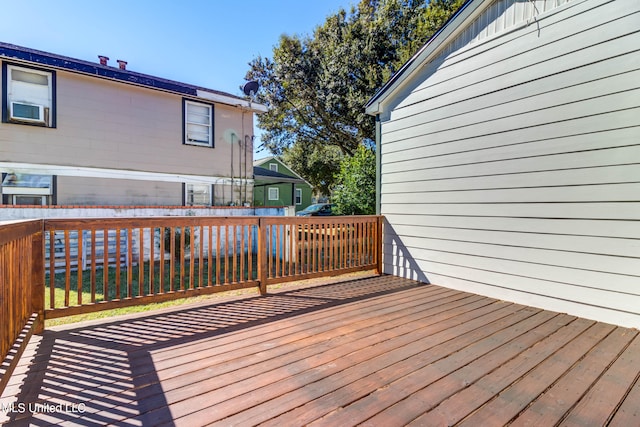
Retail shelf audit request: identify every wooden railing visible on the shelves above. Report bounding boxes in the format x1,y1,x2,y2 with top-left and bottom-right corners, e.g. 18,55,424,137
0,215,381,393
42,216,382,319
261,216,382,286
0,220,44,394
43,217,261,319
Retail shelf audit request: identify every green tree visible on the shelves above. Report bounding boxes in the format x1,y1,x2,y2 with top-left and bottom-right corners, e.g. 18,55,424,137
395,0,466,65
282,143,343,196
332,145,376,215
246,0,464,192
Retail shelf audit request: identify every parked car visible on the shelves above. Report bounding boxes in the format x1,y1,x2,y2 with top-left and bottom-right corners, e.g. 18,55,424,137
296,203,334,217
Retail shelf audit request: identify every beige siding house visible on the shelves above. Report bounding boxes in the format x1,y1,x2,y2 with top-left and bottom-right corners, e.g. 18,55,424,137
366,0,640,328
0,42,266,207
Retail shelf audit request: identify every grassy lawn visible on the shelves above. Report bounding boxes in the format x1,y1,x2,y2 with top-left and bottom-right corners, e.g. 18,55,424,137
44,268,375,328
45,258,258,327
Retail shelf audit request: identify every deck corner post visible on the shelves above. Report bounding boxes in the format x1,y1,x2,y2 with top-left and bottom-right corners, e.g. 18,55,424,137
376,216,384,276
257,217,268,295
32,226,45,334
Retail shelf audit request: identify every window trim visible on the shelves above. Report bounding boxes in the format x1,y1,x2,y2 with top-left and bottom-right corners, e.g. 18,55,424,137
2,62,56,128
1,173,56,205
183,182,213,206
182,98,214,148
269,163,278,172
11,195,50,205
268,187,279,201
295,188,302,205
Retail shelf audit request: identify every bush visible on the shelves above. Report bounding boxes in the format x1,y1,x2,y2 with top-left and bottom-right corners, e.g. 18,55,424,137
332,145,376,215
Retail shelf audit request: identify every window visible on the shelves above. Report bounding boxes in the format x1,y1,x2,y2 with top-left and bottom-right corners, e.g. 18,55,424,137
1,173,53,205
268,187,279,201
269,163,278,172
2,64,55,127
183,100,213,147
295,188,302,205
184,183,212,206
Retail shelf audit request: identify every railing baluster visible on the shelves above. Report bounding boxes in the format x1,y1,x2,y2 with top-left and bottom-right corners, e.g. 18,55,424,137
91,229,97,303
207,225,213,287
305,223,309,274
324,223,329,271
227,225,231,283
138,228,144,296
170,226,175,292
328,223,333,271
281,224,285,277
199,225,204,288
48,230,55,309
127,228,133,298
312,222,317,273
232,225,237,284
189,226,195,289
77,229,83,305
289,224,294,277
248,224,254,281
240,225,246,282
159,226,165,294
104,228,109,300
275,224,281,278
180,227,186,290
149,227,155,295
215,225,221,285
64,230,70,307
115,228,121,299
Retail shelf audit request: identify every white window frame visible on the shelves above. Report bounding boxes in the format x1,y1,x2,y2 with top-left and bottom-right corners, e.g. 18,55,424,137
11,195,49,205
295,188,302,205
184,183,212,206
268,187,279,201
269,163,278,172
184,100,213,147
2,173,54,206
5,64,54,127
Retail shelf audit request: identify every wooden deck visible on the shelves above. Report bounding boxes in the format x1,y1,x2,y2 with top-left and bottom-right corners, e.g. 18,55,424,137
2,275,639,426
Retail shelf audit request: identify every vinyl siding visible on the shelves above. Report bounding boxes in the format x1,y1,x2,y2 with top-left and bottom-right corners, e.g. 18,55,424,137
379,0,640,327
57,176,181,206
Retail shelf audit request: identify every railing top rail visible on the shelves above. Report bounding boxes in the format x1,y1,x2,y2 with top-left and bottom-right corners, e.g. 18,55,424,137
43,216,261,230
262,215,381,225
41,215,383,230
0,219,42,246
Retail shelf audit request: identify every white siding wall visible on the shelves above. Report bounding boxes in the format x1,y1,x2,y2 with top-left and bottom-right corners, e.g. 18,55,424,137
0,68,255,206
57,176,181,206
380,0,640,328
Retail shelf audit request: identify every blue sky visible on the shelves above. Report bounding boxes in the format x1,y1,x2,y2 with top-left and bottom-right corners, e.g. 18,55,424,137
1,0,354,157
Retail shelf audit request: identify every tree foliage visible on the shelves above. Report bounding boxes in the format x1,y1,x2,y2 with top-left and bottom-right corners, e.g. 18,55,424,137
281,144,343,196
332,145,376,215
246,0,465,194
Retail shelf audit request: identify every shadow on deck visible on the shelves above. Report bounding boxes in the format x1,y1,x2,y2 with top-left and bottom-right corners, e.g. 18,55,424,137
1,274,416,426
1,274,639,426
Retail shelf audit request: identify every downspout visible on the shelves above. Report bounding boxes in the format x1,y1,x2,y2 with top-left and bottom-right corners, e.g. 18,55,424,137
244,135,249,205
230,133,234,205
375,114,382,215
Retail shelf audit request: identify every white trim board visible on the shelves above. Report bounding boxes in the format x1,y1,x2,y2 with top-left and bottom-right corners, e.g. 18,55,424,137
0,162,253,186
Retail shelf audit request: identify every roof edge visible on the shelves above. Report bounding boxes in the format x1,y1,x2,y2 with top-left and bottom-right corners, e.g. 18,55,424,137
365,0,481,116
253,157,313,187
0,41,267,113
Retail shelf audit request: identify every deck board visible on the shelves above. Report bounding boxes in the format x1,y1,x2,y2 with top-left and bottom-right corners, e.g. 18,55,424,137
1,275,639,426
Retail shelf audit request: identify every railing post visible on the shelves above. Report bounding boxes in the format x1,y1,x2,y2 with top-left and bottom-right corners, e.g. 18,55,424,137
31,226,45,334
376,216,383,275
257,218,268,295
